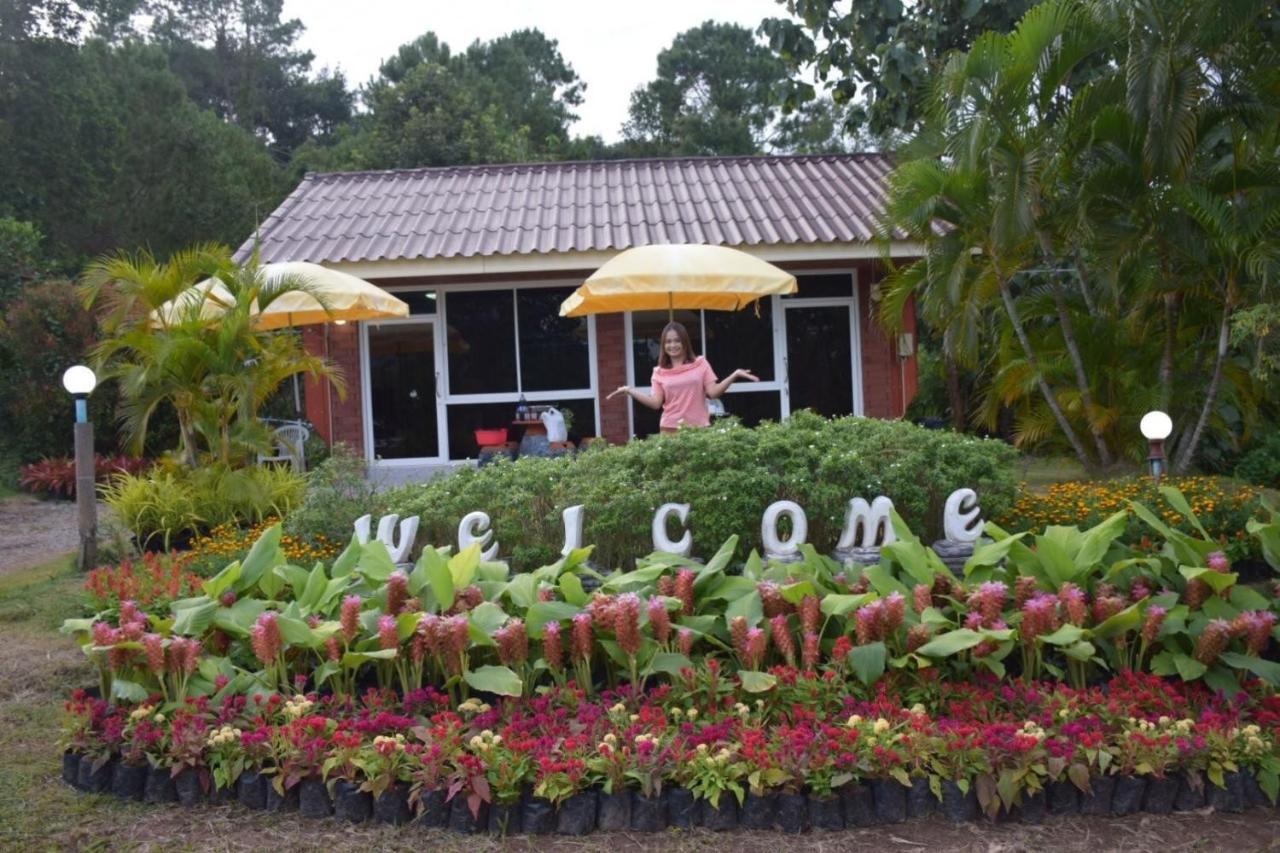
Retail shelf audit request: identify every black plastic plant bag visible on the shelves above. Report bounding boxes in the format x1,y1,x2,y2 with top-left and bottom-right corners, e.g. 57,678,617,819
110,762,147,801
521,795,556,834
698,792,739,831
1110,775,1146,816
665,786,695,829
738,791,776,830
78,756,113,793
298,778,332,818
907,777,936,818
807,793,843,831
840,783,878,827
448,793,488,833
1174,771,1205,811
173,769,204,807
941,780,977,823
143,765,177,804
488,800,523,835
1240,770,1268,809
557,790,598,835
1143,776,1178,814
374,783,412,825
333,779,372,823
1015,789,1046,824
1047,780,1078,815
264,779,299,813
1078,775,1114,816
774,792,809,834
415,787,447,827
597,790,631,831
62,752,81,788
1207,772,1245,813
237,770,267,810
872,778,907,824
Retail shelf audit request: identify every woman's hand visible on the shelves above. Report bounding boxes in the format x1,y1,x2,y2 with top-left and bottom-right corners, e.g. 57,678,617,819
731,369,760,383
607,385,631,400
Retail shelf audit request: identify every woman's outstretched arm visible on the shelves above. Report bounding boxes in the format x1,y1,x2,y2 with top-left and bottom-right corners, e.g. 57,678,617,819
706,368,760,399
607,384,664,410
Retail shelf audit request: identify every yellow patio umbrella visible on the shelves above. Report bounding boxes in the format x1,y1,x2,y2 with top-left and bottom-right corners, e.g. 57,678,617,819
559,244,797,319
151,262,409,329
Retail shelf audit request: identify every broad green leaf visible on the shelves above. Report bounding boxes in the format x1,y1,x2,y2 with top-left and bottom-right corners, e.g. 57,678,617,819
201,560,241,599
1203,665,1241,695
1149,650,1177,677
212,598,267,637
779,580,816,605
559,573,587,606
525,601,582,637
357,540,396,583
503,573,537,609
820,593,873,617
464,665,522,697
915,628,985,658
1229,585,1271,612
742,550,763,580
882,541,935,586
469,602,508,637
414,546,453,612
1092,602,1142,640
645,652,693,677
1076,511,1128,567
342,648,397,665
238,524,283,591
559,545,595,574
276,615,313,647
171,599,217,637
1160,487,1209,538
738,670,777,693
704,576,758,602
282,564,310,597
449,543,482,589
396,611,422,642
111,679,149,703
331,534,361,577
703,536,738,576
312,661,340,688
477,560,510,583
1172,653,1207,682
1034,534,1077,586
864,564,910,598
1038,624,1085,646
601,564,667,592
1179,566,1237,594
1220,652,1280,685
299,563,328,611
850,641,887,686
1247,513,1280,570
964,532,1028,574
1063,640,1096,661
725,591,763,628
258,564,285,600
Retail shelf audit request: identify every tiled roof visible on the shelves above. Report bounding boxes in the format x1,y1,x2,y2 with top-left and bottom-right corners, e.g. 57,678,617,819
240,153,897,265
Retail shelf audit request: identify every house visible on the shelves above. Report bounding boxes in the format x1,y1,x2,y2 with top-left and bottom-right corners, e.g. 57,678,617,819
240,153,921,484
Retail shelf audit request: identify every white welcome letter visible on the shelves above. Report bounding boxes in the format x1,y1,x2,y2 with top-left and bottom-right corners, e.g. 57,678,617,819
652,503,692,557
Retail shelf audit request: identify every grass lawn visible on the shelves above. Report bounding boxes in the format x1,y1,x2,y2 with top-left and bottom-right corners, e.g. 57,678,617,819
2,556,1277,851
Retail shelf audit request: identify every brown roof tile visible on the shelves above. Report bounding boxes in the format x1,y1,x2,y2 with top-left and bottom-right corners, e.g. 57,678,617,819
240,153,897,265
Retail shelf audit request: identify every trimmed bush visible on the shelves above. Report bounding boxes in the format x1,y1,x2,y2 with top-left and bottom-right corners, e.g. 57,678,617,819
382,412,1018,569
282,444,384,548
1235,432,1280,489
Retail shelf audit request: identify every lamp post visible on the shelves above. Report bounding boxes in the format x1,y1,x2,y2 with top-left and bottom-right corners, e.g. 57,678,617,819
1140,410,1173,486
62,365,97,571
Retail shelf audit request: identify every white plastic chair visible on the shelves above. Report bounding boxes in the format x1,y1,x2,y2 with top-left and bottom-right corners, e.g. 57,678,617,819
259,422,309,473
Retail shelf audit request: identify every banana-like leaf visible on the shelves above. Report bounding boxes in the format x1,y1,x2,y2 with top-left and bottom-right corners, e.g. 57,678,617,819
464,665,522,697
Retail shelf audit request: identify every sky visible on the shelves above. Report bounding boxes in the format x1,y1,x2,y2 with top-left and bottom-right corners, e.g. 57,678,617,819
283,0,787,142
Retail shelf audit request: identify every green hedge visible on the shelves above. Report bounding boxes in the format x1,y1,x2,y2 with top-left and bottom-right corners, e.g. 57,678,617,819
382,412,1019,570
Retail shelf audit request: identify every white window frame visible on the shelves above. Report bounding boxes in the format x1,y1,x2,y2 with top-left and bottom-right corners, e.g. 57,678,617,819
623,268,863,433
361,280,600,464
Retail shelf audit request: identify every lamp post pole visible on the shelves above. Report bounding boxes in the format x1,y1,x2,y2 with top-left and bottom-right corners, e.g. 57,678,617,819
1140,411,1173,488
64,366,97,571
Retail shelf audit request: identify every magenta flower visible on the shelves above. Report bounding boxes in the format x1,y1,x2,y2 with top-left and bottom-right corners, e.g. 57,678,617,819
677,627,695,657
377,614,398,650
495,619,529,667
249,612,282,666
543,621,564,672
142,633,166,676
1207,551,1230,573
340,595,362,642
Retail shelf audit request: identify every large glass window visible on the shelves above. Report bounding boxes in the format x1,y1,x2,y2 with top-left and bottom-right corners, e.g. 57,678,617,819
446,289,517,394
518,288,589,391
704,299,775,381
630,309,702,384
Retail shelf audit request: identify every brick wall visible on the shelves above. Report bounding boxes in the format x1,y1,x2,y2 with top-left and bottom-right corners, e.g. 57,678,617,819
595,313,629,444
303,324,365,455
858,261,918,419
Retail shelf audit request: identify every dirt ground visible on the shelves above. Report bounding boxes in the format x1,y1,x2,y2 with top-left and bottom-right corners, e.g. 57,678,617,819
0,494,80,576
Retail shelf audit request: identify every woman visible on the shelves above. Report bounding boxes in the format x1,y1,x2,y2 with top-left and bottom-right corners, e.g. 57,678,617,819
608,321,758,432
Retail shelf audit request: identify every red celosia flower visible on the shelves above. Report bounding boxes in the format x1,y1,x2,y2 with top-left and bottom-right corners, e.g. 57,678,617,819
340,595,362,643
571,613,593,662
770,614,796,666
378,615,398,650
1194,619,1232,665
675,568,696,616
615,593,642,656
543,621,564,671
386,571,409,616
831,635,853,664
496,619,529,666
648,597,671,646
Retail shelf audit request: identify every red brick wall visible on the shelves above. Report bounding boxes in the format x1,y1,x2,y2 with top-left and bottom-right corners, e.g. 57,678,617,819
858,261,918,419
595,313,630,444
303,324,365,455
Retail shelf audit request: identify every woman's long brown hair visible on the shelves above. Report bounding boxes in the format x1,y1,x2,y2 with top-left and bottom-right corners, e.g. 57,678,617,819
658,321,695,370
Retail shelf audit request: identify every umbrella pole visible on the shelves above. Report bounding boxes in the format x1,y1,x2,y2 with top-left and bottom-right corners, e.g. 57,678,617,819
668,291,673,322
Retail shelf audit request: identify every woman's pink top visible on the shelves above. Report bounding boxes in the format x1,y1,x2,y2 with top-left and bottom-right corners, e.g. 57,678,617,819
651,356,718,429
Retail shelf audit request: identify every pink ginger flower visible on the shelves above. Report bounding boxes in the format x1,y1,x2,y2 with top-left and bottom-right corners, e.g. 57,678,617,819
455,585,484,611
537,585,556,602
168,637,201,675
972,582,1008,625
854,601,880,645
120,619,145,642
495,619,528,666
677,627,694,657
802,631,820,670
589,593,617,630
1233,611,1277,656
1207,551,1230,573
571,613,593,662
1194,619,1232,665
445,615,469,657
119,600,142,625
758,581,788,618
1141,606,1167,645
377,615,398,650
800,595,821,635
142,633,166,676
543,621,564,671
1129,580,1151,602
1058,583,1087,627
849,575,870,595
1184,579,1211,609
884,592,906,634
250,612,282,666
907,624,933,654
744,628,766,670
1092,595,1124,626
675,569,696,616
91,621,118,647
648,597,671,646
1014,576,1038,608
964,611,984,630
770,614,796,666
730,615,750,658
1021,594,1059,645
340,595,362,642
386,571,409,616
913,583,932,615
656,575,675,597
325,636,342,662
615,593,642,657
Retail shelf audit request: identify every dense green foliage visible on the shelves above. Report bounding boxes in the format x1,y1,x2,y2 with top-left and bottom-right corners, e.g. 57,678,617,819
381,412,1018,570
1235,434,1280,490
283,444,387,548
